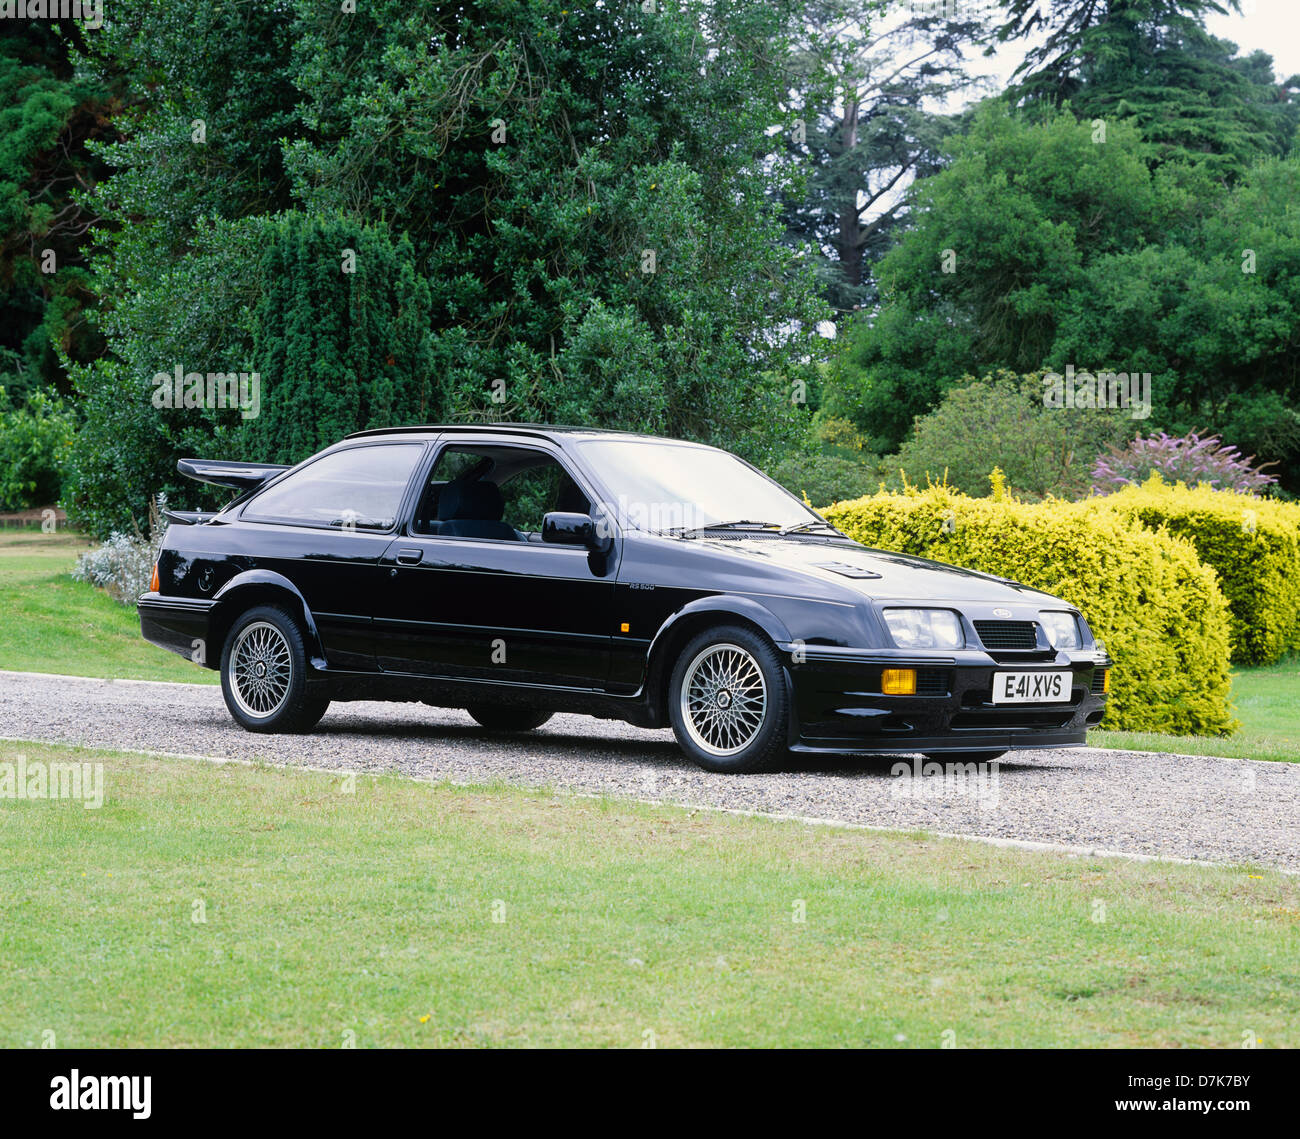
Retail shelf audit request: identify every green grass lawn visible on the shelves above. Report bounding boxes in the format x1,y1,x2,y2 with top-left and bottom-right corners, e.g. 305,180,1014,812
0,528,215,683
1,738,1297,1048
1090,656,1300,763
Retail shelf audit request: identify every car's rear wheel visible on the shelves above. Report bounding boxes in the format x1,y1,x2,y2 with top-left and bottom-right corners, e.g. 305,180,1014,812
466,705,553,732
220,605,329,733
668,625,788,774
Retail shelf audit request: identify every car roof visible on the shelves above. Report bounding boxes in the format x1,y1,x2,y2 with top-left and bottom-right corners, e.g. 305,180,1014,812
343,423,713,447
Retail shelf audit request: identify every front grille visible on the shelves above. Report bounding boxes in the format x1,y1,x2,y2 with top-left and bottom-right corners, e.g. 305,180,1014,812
973,620,1038,650
1091,668,1108,694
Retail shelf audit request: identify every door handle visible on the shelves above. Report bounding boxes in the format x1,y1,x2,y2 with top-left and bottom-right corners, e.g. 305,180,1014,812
395,548,423,565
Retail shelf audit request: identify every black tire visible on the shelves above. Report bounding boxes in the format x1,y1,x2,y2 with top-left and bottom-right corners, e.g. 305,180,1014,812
466,705,553,732
667,624,789,774
219,604,329,733
925,750,1006,764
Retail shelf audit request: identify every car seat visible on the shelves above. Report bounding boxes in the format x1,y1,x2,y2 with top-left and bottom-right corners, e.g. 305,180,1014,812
436,480,518,540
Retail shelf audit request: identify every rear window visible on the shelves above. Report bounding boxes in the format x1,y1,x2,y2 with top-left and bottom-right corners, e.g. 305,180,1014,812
242,444,422,530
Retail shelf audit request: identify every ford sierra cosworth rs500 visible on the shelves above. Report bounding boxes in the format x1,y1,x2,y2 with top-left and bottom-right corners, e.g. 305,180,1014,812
139,425,1111,772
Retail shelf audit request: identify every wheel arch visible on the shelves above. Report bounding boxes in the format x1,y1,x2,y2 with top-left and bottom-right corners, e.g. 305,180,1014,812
209,571,327,670
643,598,792,727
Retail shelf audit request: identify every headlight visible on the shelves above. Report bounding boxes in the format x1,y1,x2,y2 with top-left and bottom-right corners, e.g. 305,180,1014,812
882,608,965,649
1040,611,1081,649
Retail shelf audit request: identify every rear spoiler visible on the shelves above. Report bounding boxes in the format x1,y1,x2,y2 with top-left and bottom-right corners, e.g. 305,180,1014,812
163,509,219,526
176,458,289,492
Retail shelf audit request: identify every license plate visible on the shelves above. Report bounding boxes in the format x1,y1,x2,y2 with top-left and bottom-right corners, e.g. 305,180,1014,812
992,670,1069,704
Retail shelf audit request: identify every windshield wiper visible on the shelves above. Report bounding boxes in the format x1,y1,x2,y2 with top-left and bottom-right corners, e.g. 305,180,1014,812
664,519,781,538
778,519,844,537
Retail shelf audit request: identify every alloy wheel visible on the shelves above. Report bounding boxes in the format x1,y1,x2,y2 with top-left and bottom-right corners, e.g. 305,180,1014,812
678,642,768,756
227,620,293,718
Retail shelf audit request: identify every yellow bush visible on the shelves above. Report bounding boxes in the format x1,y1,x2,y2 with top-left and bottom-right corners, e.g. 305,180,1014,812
823,485,1237,736
1097,476,1300,665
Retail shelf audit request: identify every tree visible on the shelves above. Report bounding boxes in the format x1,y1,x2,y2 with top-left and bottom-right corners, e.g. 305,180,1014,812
242,214,440,465
996,0,1297,180
0,19,116,401
1052,155,1300,485
279,0,827,445
67,0,833,535
825,104,1190,450
781,2,988,314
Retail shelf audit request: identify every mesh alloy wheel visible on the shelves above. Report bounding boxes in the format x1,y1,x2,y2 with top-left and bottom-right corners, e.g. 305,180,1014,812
219,605,329,734
678,642,769,757
668,625,789,773
227,620,293,718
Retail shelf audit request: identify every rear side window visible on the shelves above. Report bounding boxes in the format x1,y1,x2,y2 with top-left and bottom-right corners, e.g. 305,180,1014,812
242,444,422,530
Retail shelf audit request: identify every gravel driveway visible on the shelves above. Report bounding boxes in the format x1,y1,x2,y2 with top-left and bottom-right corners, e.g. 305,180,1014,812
3,669,1297,872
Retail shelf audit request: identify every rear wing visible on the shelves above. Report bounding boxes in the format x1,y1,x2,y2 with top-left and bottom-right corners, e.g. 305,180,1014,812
163,509,220,526
176,458,289,492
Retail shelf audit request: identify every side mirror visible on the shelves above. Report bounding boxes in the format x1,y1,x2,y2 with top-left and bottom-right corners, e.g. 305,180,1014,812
542,511,612,553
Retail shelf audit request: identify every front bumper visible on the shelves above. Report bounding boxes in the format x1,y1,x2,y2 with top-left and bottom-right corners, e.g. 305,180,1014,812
784,646,1110,755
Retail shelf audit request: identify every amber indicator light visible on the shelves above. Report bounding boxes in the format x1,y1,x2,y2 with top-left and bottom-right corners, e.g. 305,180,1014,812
881,668,917,695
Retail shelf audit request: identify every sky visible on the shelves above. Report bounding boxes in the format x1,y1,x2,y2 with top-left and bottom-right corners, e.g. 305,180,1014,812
1205,0,1300,82
973,0,1300,92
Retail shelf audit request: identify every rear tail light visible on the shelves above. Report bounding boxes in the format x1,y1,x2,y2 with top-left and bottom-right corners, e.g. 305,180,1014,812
150,562,160,593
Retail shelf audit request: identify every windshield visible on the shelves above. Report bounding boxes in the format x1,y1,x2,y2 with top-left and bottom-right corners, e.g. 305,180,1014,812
576,439,820,534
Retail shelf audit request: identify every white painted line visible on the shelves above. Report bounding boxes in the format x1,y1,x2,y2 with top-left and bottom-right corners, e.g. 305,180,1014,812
0,668,209,689
1,734,1291,877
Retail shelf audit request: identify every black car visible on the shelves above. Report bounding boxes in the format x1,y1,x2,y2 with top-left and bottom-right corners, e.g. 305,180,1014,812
139,425,1111,772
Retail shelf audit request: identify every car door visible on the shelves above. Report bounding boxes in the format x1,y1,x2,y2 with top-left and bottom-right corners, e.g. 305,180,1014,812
374,438,617,688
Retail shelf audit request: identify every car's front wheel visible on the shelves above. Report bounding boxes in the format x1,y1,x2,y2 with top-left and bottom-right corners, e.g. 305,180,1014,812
668,625,789,773
220,605,329,733
466,705,553,732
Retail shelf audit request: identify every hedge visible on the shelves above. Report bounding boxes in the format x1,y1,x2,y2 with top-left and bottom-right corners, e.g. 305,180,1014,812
823,483,1236,736
1097,476,1300,666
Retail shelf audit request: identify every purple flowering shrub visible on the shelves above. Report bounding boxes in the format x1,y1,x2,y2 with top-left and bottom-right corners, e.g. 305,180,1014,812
1091,431,1278,495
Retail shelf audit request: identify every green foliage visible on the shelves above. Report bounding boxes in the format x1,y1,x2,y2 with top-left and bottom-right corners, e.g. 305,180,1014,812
829,100,1300,489
277,0,826,456
1052,155,1300,484
0,385,74,510
61,216,272,537
823,484,1236,735
0,22,113,397
997,1,1298,181
1100,476,1300,665
767,451,883,510
891,371,1135,499
826,105,1183,451
66,0,829,535
241,214,439,465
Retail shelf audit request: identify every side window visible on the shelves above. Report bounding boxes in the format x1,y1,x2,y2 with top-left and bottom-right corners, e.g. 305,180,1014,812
414,444,591,539
500,463,564,533
242,444,422,530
